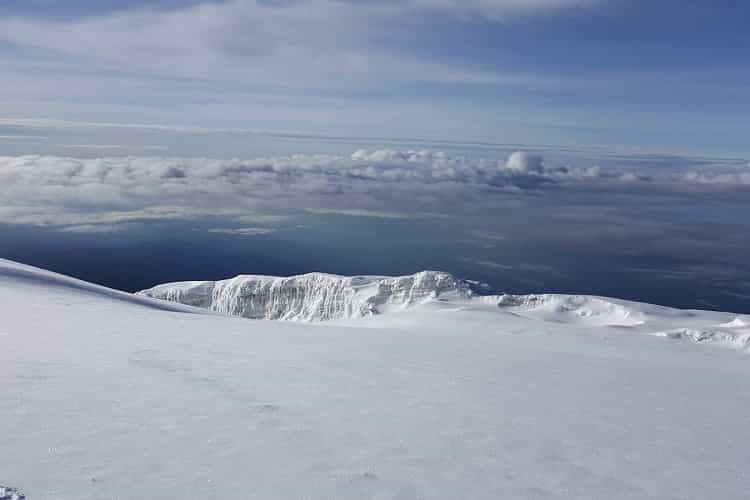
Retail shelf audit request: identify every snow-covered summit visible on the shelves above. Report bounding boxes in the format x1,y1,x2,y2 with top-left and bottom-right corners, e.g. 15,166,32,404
138,271,469,322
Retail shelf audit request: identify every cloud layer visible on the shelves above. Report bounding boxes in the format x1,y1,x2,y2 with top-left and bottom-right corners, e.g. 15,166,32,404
1,149,748,227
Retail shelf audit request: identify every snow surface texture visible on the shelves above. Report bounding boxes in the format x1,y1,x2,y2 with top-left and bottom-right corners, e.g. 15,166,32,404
3,257,750,499
140,272,750,352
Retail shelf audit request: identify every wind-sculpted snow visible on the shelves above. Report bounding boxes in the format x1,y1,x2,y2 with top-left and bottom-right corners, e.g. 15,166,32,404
492,294,646,326
138,271,469,322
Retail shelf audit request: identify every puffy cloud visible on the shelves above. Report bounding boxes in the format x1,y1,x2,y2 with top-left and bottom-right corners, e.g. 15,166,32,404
0,150,746,228
505,151,544,173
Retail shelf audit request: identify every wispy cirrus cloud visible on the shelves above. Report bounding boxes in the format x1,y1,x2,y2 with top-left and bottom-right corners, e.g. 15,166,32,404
2,1,747,155
0,0,561,89
412,0,597,18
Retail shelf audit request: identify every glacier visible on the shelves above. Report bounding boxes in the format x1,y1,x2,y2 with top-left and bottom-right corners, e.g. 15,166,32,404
139,270,750,351
138,271,471,322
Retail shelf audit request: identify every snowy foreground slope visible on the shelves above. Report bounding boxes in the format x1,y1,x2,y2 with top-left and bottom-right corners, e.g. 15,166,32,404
2,259,750,499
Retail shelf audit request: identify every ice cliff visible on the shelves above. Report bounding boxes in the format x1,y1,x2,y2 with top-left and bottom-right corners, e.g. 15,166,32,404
137,271,470,322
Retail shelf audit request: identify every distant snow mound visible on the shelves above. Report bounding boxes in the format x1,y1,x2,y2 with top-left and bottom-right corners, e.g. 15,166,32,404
493,294,645,327
653,328,750,350
138,271,469,322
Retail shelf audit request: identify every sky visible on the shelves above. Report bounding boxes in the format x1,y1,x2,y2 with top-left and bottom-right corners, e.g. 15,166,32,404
0,0,748,155
1,1,750,312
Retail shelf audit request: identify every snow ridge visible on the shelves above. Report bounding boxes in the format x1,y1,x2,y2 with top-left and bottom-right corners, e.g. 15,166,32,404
138,271,469,322
0,258,203,315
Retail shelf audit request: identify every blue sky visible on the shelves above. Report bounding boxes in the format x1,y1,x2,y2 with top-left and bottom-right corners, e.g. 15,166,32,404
1,0,748,155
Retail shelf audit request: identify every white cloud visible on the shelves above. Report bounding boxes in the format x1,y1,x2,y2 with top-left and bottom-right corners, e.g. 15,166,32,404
505,151,545,173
